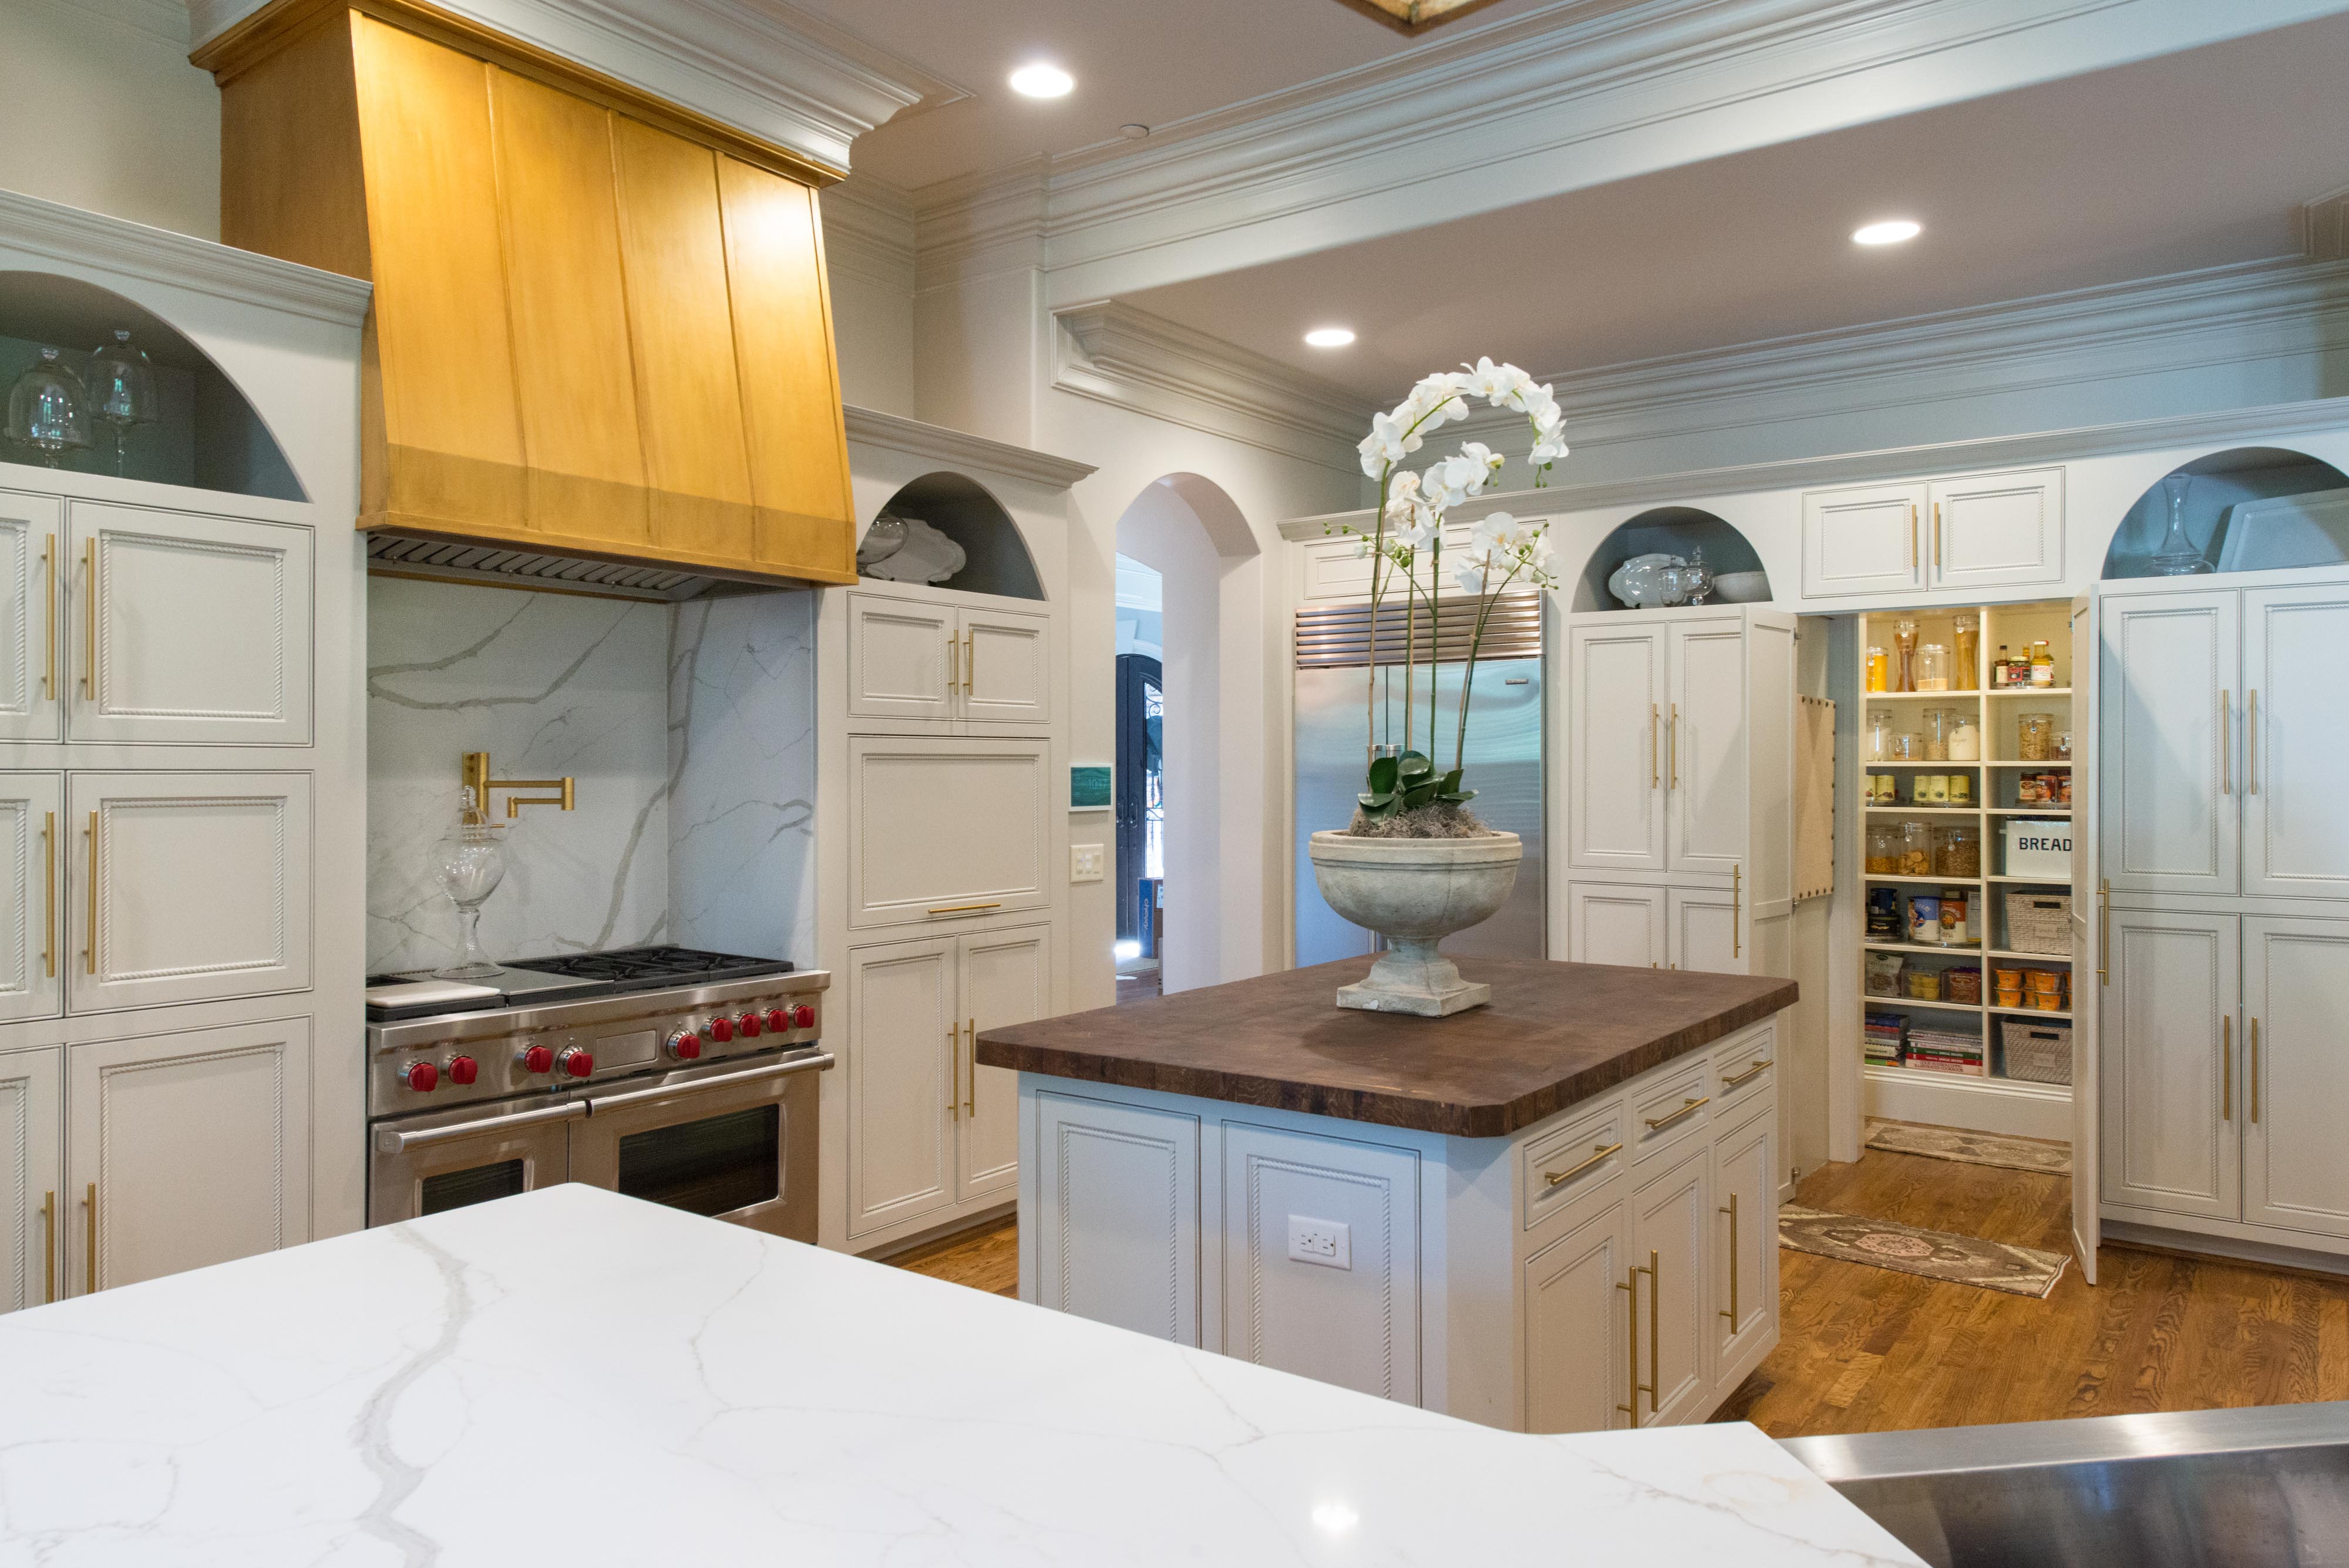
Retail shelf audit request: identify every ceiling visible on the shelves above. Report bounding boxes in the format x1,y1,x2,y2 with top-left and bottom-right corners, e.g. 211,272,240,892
1116,12,2349,401
785,0,1557,191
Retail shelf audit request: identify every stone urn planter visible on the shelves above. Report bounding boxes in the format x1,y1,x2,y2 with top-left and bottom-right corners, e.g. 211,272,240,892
1307,830,1523,1015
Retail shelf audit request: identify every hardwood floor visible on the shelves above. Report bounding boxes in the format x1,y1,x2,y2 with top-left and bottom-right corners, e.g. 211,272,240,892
886,1147,2349,1436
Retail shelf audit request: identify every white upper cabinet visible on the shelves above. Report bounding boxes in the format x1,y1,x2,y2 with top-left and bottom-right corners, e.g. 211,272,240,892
1801,482,1924,599
1568,622,1666,874
846,736,1049,930
2101,590,2240,898
0,493,62,743
0,773,62,1024
1666,617,1747,874
67,503,313,746
66,772,314,1014
2242,584,2349,901
0,1047,62,1315
1802,467,2063,600
960,608,1050,726
845,591,955,722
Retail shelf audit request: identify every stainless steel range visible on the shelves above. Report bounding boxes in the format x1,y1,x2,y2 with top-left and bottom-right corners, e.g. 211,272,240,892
365,947,831,1237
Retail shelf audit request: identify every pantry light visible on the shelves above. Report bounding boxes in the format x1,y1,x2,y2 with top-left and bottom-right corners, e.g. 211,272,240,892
1009,63,1075,99
1852,220,1922,247
1304,327,1357,348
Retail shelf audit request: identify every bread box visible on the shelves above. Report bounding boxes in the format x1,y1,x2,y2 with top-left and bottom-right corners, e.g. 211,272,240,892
2001,817,2074,878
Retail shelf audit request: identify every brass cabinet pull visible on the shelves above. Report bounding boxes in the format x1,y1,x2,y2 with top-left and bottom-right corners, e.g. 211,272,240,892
2251,1017,2261,1125
2220,690,2232,795
84,810,97,976
1649,704,1659,789
1617,1254,1657,1421
2097,880,2109,987
80,541,95,701
1731,864,1741,959
1669,703,1679,789
40,533,55,700
947,1021,960,1122
41,1190,56,1304
1646,1247,1661,1415
1933,502,1943,571
927,901,1004,916
1908,504,1917,570
964,1018,976,1116
1719,1193,1740,1325
964,632,975,694
41,810,55,978
83,1182,96,1294
1722,1058,1773,1089
1543,1141,1623,1187
1645,1095,1709,1132
2249,689,2259,795
945,632,958,692
2222,1015,2232,1122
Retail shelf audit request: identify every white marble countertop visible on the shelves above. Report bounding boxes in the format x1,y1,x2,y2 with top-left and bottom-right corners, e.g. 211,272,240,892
0,1186,1920,1565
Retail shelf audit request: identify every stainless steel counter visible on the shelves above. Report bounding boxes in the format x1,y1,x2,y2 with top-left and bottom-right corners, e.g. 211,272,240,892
1782,1403,2349,1567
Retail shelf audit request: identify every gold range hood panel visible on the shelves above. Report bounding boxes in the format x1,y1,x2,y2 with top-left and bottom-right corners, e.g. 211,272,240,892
197,0,858,590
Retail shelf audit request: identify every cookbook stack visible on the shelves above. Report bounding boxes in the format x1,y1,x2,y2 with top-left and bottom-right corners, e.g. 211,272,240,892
1864,1011,1908,1067
1904,1025,1985,1076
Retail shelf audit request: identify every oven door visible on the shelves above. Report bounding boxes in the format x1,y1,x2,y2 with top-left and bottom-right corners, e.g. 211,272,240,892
568,1049,830,1240
369,1097,584,1227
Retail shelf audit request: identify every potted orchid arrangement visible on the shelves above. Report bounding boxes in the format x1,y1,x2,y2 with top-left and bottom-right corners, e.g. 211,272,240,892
1307,359,1567,1017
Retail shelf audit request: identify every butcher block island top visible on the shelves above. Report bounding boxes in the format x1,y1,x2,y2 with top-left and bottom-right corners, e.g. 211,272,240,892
977,956,1796,1137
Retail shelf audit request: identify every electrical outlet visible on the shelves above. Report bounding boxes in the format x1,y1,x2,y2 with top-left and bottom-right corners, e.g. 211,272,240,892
1287,1215,1351,1270
1071,844,1105,882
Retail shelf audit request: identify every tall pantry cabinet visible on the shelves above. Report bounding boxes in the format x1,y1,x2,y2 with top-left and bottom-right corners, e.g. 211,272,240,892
0,193,368,1314
815,410,1094,1255
2088,569,2349,1263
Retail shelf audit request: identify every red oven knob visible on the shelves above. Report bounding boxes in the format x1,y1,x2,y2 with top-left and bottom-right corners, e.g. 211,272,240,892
667,1029,702,1061
765,1007,790,1033
445,1055,479,1086
401,1061,439,1092
736,1011,762,1038
519,1044,554,1075
704,1015,735,1044
558,1046,594,1079
793,1004,816,1030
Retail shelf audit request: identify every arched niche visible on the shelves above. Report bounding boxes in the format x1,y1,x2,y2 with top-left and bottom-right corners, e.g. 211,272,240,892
2102,446,2349,579
0,271,305,501
863,470,1044,599
1572,505,1770,611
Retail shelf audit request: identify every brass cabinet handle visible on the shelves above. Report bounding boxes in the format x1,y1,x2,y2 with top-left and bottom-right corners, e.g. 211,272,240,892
1543,1141,1623,1187
42,810,55,978
2222,1015,2232,1122
2249,689,2259,795
964,631,975,694
1647,1247,1661,1415
80,541,95,701
41,533,55,700
83,1182,96,1294
926,901,1003,916
1722,1057,1773,1089
2220,690,2231,795
947,1020,960,1122
41,1189,56,1304
1617,1254,1657,1421
1649,704,1659,789
1645,1095,1709,1132
1732,863,1741,959
945,631,958,692
1669,703,1679,790
1908,504,1917,570
1719,1193,1739,1325
84,810,97,976
964,1018,976,1116
1933,502,1943,571
2098,880,2109,987
2251,1017,2261,1125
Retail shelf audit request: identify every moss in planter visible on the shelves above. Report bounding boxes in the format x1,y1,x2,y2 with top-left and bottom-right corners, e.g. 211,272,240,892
1345,801,1492,838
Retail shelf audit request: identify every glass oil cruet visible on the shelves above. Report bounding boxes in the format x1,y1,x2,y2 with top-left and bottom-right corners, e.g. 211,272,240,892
2150,472,2213,576
432,786,509,980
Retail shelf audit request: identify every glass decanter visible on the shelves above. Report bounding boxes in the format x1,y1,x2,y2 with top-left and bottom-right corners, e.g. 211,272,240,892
86,329,159,477
1681,547,1713,605
6,348,92,466
2149,472,2212,576
431,787,509,980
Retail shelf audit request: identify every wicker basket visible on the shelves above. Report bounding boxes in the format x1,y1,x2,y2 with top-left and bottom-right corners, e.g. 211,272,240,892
2004,891,2072,955
2001,1018,2074,1085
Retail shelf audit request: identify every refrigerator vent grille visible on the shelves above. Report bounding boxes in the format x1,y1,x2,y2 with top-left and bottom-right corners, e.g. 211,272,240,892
1293,593,1542,668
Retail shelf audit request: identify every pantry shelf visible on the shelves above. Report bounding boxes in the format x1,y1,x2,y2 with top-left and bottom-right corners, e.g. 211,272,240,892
1988,807,2072,817
1864,874,1983,886
1865,941,1985,957
1990,1004,2074,1022
1860,992,1985,1014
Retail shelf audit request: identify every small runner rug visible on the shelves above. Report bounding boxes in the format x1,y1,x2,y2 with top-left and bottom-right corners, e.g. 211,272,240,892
1779,1204,2069,1298
1865,1118,2072,1176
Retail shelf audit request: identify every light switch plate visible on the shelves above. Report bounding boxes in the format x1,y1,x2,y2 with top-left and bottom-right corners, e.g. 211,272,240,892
1287,1214,1351,1270
1071,843,1105,882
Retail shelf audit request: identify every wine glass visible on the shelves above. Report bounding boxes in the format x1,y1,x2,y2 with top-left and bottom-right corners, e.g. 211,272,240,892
6,348,92,467
86,330,159,477
431,788,509,980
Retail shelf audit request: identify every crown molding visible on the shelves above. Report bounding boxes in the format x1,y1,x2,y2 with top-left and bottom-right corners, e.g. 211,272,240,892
0,187,373,327
2306,186,2349,261
843,405,1097,490
1052,301,1368,475
39,0,190,45
819,180,917,294
188,0,958,175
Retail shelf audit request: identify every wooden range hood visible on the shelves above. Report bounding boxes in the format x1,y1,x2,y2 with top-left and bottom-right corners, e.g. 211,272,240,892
196,0,858,589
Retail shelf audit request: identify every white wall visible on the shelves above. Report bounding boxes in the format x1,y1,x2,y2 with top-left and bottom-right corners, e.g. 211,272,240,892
0,1,218,240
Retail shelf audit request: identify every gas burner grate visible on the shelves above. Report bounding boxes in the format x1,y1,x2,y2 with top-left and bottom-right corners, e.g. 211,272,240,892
502,945,795,988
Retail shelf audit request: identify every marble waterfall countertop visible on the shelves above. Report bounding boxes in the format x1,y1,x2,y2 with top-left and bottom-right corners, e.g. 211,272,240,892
0,1186,1916,1566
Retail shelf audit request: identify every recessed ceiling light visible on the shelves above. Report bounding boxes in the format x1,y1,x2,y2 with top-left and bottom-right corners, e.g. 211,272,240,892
1852,219,1921,247
1009,63,1074,99
1119,123,1150,140
1304,327,1356,348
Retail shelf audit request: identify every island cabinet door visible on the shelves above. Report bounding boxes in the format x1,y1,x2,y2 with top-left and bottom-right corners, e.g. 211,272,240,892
844,937,958,1239
1032,1092,1200,1345
1628,1143,1712,1426
1564,881,1664,969
0,1047,62,1314
1524,1199,1633,1432
1569,623,1665,874
955,926,1048,1204
1711,1105,1776,1376
1665,617,1748,876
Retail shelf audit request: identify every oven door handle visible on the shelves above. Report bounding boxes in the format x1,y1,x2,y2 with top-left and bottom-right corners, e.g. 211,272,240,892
584,1052,834,1115
373,1099,587,1154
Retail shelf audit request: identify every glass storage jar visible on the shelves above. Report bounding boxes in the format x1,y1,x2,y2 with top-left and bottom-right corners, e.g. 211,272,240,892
1867,823,1900,874
1953,613,1979,689
1894,618,1919,692
1916,642,1953,691
1866,645,1889,692
1889,729,1920,762
1935,823,1981,877
1898,821,1934,877
2018,712,2054,761
1921,707,1954,761
1867,708,1894,762
1948,713,1981,761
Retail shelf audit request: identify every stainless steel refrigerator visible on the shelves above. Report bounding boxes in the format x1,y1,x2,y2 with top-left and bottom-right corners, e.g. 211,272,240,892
1293,593,1546,965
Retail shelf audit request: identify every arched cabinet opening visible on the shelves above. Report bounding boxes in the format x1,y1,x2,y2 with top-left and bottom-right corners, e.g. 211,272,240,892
2102,446,2349,579
0,271,305,501
861,471,1045,600
1572,505,1771,611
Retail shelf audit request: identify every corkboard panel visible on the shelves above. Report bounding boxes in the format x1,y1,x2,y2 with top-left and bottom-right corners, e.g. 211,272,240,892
1796,694,1836,901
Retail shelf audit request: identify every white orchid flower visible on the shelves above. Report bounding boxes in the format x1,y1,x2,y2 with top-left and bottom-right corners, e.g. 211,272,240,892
1357,410,1421,478
1459,357,1532,404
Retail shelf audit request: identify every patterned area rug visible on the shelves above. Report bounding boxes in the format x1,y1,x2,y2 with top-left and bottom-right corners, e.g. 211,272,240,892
1779,1204,2069,1298
1865,1118,2072,1176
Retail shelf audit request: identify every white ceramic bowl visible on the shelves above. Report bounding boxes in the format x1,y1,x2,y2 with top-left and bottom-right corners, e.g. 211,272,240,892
1711,570,1771,603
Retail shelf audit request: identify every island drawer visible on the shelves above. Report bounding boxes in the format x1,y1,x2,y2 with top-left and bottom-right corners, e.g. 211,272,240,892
1709,1022,1777,1115
1522,1098,1629,1232
1628,1059,1712,1167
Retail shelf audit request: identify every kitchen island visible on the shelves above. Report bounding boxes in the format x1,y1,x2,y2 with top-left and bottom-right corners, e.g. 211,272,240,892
0,1183,1913,1565
980,955,1796,1435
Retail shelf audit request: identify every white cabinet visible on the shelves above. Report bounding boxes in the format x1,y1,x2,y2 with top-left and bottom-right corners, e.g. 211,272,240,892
2101,590,2238,897
1031,1091,1200,1344
1293,521,1480,604
1667,886,1742,975
67,502,313,746
2242,917,2349,1239
2243,584,2349,900
1524,1199,1631,1433
0,1047,62,1314
64,1017,311,1295
1564,881,1664,968
1628,1143,1711,1425
1802,468,2064,600
67,773,314,1014
845,926,1049,1239
846,590,1049,729
1667,618,1747,874
1568,620,1665,874
0,773,62,1024
846,736,1048,931
0,492,62,743
2102,909,2238,1223
1711,1103,1776,1378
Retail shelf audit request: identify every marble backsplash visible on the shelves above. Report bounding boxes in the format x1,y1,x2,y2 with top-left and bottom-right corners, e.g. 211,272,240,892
366,577,816,974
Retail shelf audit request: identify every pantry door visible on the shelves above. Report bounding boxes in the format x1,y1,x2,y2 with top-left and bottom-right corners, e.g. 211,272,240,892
2068,591,2101,1282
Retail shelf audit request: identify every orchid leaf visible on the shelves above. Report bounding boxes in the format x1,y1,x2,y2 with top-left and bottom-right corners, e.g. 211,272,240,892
1367,755,1399,795
1396,750,1435,781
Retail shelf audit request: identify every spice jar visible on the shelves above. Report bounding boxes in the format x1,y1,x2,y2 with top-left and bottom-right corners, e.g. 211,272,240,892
1917,642,1953,692
2018,712,2054,761
1867,822,1899,873
1866,645,1889,692
1894,618,1920,692
1953,613,1979,689
1948,714,1981,761
1899,821,1934,877
1936,823,1981,876
1867,708,1894,762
